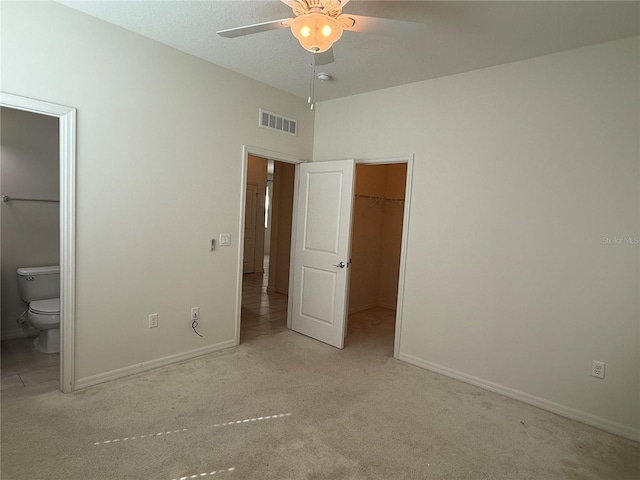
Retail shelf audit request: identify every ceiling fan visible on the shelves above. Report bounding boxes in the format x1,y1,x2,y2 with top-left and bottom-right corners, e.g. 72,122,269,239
217,0,427,65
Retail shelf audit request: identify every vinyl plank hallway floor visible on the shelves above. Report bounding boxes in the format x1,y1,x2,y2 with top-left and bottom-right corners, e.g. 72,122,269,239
240,258,288,343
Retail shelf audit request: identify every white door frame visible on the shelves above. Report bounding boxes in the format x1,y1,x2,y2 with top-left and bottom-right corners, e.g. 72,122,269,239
354,155,414,360
1,92,76,392
235,145,304,346
235,149,413,359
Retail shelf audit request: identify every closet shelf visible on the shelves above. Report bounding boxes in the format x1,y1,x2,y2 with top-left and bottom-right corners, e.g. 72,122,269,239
355,193,404,202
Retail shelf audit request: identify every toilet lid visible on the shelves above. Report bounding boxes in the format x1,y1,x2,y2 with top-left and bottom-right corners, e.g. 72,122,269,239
30,298,60,315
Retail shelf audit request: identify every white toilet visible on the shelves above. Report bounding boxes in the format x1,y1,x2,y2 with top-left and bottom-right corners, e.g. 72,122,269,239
16,266,61,354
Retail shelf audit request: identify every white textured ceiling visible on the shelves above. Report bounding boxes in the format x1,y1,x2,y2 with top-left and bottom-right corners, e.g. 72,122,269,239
57,1,639,102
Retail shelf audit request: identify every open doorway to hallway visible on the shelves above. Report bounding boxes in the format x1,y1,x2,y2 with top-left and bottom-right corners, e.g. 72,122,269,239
240,156,295,342
345,163,408,356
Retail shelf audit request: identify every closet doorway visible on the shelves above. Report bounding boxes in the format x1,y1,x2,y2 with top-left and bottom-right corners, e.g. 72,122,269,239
346,161,408,356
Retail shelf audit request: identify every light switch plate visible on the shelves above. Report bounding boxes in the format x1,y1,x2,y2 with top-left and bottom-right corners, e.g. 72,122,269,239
220,233,231,246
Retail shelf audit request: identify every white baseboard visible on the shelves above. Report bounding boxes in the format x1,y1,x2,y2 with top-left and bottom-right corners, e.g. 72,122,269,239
348,303,378,314
1,326,38,340
377,303,397,311
398,352,640,442
349,303,396,314
75,339,237,390
267,287,288,296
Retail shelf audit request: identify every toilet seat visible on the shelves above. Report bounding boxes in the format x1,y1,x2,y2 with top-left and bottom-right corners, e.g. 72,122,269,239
28,298,60,329
27,298,60,354
29,298,60,315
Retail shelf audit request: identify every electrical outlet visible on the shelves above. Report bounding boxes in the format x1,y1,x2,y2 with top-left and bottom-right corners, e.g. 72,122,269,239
591,360,605,379
191,307,199,322
149,313,158,328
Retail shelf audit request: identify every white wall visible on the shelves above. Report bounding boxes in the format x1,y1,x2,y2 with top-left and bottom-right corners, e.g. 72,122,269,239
313,38,640,440
1,107,60,337
1,1,314,383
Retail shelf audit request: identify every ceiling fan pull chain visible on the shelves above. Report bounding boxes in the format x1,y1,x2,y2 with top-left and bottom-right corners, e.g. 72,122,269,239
309,47,318,110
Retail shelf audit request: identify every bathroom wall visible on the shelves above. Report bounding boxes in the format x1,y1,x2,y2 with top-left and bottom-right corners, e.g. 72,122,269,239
349,163,406,312
1,107,60,338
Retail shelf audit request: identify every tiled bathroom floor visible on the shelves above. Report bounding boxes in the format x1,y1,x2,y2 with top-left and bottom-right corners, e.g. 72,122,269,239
1,336,60,398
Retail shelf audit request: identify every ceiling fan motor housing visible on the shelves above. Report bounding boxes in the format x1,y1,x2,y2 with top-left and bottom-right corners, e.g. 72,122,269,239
289,13,344,53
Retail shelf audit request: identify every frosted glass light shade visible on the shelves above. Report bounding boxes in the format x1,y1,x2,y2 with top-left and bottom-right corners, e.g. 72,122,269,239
290,13,343,53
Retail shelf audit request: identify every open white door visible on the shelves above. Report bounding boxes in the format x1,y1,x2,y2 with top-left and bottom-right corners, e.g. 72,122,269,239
290,160,355,348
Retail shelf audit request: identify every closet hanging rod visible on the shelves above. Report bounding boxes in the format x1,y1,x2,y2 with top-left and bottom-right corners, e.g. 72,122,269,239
355,193,404,202
2,195,59,203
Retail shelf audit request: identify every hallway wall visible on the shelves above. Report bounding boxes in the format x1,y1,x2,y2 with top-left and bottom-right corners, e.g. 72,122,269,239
268,161,295,295
247,155,268,274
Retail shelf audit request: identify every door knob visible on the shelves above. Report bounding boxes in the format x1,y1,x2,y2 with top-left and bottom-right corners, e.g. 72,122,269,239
333,261,346,268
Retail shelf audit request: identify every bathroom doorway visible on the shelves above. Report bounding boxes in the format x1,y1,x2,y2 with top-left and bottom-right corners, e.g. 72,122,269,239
0,93,76,393
1,107,60,393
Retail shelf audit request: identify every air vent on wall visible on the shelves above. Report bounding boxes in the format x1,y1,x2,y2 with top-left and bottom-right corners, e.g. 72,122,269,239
259,109,297,136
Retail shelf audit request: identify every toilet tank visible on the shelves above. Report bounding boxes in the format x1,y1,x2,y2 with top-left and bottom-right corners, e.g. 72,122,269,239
16,266,60,303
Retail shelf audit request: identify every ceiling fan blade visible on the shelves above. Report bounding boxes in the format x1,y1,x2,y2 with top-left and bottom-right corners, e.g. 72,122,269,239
344,14,427,38
217,19,290,38
315,48,334,66
280,0,299,8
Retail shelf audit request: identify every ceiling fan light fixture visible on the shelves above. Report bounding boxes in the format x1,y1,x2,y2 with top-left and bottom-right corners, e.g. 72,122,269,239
290,13,343,53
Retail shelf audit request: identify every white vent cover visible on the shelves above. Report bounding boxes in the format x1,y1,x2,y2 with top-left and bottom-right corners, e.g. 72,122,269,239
259,109,297,136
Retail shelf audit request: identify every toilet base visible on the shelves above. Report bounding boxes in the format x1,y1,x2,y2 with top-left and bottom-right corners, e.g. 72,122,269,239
34,328,60,354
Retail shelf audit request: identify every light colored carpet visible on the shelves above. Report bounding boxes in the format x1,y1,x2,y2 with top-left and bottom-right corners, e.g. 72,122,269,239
1,308,638,479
